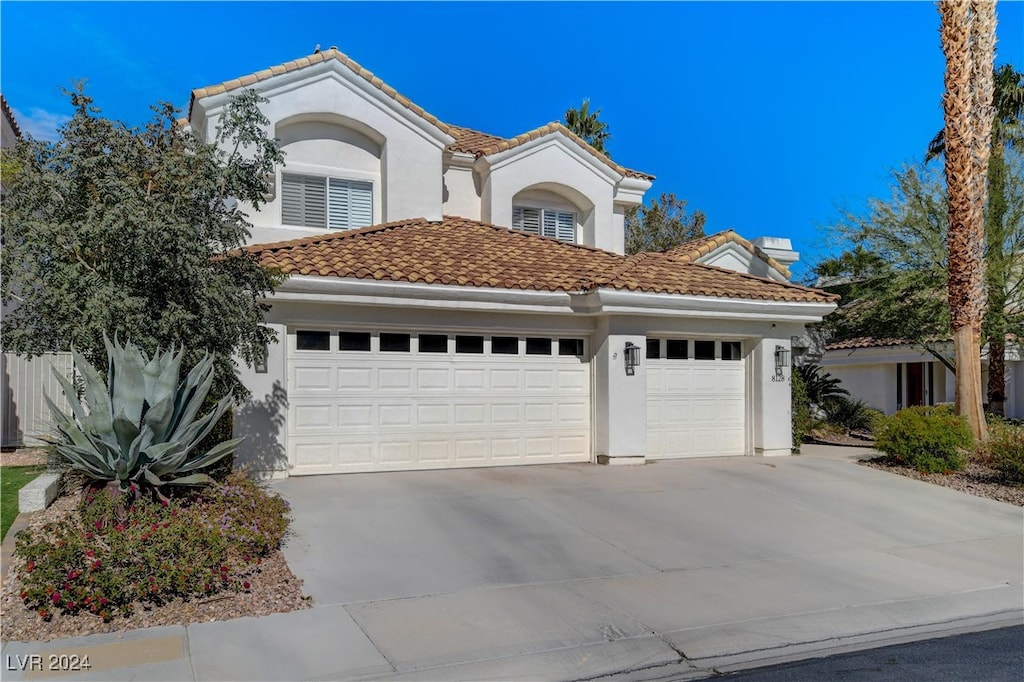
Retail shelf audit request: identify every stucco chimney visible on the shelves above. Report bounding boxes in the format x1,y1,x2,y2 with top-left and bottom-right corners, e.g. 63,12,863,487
752,236,799,270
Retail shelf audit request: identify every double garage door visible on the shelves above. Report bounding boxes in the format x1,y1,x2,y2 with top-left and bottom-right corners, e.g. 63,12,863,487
288,329,591,474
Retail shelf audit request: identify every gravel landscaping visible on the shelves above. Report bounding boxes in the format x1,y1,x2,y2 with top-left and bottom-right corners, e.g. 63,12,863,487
860,458,1024,507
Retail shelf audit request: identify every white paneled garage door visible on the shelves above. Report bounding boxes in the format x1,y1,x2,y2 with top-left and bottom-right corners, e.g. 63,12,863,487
288,330,591,474
646,338,747,458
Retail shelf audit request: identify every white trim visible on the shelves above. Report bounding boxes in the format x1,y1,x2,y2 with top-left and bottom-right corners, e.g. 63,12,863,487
613,176,653,207
575,289,838,322
270,275,836,321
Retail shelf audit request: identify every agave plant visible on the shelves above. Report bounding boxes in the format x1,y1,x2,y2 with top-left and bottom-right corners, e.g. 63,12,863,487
45,335,243,493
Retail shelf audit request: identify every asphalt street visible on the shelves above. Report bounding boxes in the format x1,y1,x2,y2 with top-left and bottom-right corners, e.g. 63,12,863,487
723,625,1024,681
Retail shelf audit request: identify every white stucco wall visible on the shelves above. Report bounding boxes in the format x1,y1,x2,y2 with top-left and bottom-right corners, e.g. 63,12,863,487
825,363,896,413
442,162,481,220
481,140,617,251
193,64,449,246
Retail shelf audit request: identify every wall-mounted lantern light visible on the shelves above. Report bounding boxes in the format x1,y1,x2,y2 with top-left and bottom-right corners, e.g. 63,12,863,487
624,341,641,376
255,344,269,374
774,345,790,377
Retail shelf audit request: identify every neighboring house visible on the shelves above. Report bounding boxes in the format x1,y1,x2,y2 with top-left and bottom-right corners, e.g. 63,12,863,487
0,95,76,447
183,47,835,475
821,336,1024,418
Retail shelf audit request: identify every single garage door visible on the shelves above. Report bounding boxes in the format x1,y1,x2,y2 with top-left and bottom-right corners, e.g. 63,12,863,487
646,338,747,458
288,329,591,474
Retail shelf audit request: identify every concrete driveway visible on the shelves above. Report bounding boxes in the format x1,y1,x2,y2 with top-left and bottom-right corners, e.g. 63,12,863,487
266,450,1023,680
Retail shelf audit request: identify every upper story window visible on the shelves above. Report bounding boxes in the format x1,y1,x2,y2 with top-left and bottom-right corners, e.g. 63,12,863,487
282,173,373,230
512,206,576,242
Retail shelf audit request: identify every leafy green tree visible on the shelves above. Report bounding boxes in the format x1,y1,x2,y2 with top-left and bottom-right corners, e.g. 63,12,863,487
563,99,610,156
816,153,1024,378
625,193,706,255
1,85,285,402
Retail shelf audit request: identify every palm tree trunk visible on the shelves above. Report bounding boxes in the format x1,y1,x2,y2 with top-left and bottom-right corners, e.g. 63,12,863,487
984,148,1008,414
940,0,995,440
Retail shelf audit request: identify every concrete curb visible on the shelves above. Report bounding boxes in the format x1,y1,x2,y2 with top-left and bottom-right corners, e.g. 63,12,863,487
18,473,60,513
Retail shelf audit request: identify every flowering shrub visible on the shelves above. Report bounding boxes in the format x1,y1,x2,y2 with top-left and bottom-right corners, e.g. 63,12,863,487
14,471,289,621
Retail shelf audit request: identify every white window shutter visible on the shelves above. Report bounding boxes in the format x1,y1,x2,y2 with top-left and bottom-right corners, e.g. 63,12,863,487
349,180,373,228
282,173,327,229
327,178,351,230
513,207,541,235
556,211,575,242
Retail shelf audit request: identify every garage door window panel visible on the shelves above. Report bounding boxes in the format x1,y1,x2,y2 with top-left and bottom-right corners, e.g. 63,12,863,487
694,340,716,360
297,330,331,351
418,334,448,353
666,339,688,359
492,336,519,355
456,335,485,354
559,339,584,357
647,340,661,359
380,333,411,352
339,332,371,351
722,341,742,361
526,337,553,355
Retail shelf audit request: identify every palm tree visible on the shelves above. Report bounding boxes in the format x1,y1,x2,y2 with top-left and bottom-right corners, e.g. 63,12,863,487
926,64,1024,414
939,0,995,439
564,99,610,156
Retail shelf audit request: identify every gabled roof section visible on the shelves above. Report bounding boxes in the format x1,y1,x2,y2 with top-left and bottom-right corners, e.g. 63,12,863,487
189,48,653,181
449,123,654,181
189,47,453,135
246,216,836,304
663,230,792,280
1,95,22,139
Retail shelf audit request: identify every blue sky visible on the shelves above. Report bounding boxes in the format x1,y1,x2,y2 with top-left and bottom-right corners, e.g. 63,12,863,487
2,1,1021,280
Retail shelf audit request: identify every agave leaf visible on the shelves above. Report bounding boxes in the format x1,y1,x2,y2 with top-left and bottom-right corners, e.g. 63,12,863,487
71,347,114,434
169,366,217,442
176,395,230,449
111,408,141,460
142,467,165,487
50,368,90,424
142,393,176,442
143,441,189,476
165,473,215,487
53,444,112,478
177,437,243,472
165,354,212,437
109,339,147,427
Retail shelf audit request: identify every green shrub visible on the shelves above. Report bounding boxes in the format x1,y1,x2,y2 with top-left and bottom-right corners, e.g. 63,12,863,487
13,471,289,622
791,366,812,453
874,405,974,473
822,397,878,433
978,421,1024,483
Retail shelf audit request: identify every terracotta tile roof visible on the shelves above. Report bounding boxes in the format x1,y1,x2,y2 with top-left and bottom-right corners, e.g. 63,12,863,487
824,337,914,350
449,123,655,181
1,94,22,139
246,216,836,304
664,230,791,279
191,48,653,181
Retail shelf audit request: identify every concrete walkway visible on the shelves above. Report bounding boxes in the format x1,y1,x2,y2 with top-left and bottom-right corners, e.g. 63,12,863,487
2,450,1021,681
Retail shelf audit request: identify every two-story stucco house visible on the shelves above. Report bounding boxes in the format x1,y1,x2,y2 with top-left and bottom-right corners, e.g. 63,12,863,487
183,48,838,477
